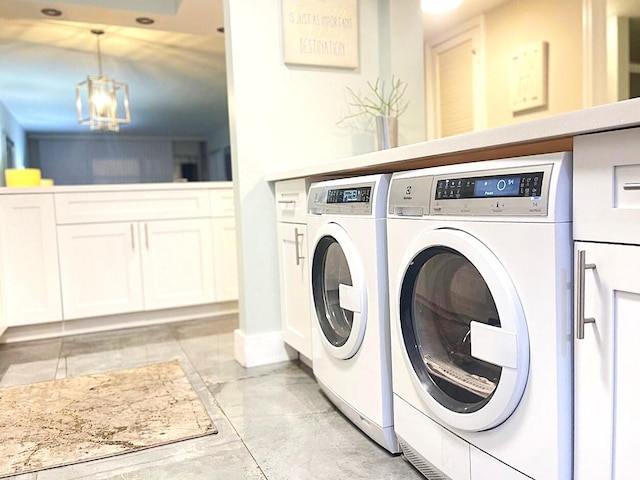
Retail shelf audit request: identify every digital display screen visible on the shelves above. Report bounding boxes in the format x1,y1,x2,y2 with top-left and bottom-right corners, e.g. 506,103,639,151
327,186,372,204
474,176,521,197
343,189,359,202
435,172,544,200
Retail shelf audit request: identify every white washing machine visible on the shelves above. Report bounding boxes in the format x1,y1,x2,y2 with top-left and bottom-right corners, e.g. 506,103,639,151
387,153,573,480
307,174,398,453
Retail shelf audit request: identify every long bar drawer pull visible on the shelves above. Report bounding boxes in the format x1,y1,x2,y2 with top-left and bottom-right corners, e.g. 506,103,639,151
576,250,596,340
294,227,305,266
131,224,135,251
623,182,640,191
278,200,296,205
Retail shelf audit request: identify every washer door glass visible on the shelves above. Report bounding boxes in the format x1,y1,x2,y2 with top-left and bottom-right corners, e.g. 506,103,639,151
311,222,367,360
398,228,529,432
401,247,501,413
313,236,353,347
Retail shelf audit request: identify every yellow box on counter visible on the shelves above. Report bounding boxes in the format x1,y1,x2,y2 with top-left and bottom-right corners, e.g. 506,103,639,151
5,168,42,187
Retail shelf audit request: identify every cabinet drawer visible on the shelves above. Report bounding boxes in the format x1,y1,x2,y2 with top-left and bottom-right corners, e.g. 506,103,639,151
574,128,640,244
275,178,308,223
55,189,211,224
210,188,235,217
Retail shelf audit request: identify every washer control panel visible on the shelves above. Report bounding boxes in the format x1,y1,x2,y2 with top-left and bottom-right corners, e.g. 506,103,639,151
431,163,554,216
308,181,375,215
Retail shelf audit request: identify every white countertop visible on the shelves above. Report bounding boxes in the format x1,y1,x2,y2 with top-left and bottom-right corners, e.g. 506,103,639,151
0,181,233,195
266,98,640,182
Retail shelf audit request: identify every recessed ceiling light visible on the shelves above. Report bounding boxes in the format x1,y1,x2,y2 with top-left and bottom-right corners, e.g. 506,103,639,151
421,0,463,13
136,17,155,25
41,8,62,17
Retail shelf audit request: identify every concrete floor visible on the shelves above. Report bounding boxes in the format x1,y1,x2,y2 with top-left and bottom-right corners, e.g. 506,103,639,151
0,316,424,479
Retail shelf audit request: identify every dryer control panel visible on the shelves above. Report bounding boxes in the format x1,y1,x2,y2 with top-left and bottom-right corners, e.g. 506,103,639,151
431,163,554,216
308,181,375,216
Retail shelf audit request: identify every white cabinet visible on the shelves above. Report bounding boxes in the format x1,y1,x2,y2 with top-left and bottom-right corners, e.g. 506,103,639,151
275,178,312,359
56,188,229,321
57,222,144,319
573,242,640,480
210,188,239,302
141,219,215,310
0,194,62,326
212,217,239,302
573,128,640,480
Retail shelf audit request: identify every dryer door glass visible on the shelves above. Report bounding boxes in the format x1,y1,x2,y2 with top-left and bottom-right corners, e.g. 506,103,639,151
312,236,354,347
400,246,502,413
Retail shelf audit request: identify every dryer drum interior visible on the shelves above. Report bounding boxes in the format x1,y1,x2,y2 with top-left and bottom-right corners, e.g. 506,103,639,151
312,235,354,347
400,246,503,414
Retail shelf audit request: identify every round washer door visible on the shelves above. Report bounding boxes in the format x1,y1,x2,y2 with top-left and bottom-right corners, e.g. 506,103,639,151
398,228,529,432
311,222,367,360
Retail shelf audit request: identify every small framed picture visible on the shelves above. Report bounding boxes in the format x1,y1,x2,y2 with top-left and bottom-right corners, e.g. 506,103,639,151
282,0,359,69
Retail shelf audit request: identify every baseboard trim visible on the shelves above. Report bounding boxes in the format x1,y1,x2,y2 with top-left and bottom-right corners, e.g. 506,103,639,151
234,329,298,367
0,302,238,344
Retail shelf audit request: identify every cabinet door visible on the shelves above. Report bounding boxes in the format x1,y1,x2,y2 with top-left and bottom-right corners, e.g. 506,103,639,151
140,219,215,310
58,223,144,319
0,194,62,326
574,242,640,480
277,223,312,358
212,217,239,302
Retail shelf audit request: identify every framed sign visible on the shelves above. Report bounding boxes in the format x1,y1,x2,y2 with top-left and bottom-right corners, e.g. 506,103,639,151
282,0,359,69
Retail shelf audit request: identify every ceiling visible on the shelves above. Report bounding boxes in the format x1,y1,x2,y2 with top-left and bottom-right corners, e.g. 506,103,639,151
0,0,227,138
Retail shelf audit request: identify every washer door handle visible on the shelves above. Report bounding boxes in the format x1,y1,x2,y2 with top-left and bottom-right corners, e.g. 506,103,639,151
576,249,596,340
338,284,361,313
470,321,518,368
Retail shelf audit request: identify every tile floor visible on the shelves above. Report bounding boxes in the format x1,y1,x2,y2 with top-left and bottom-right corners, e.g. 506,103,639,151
0,316,424,480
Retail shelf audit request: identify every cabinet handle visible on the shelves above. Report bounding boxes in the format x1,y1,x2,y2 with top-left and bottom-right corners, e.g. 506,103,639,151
576,249,596,340
131,224,135,251
294,227,305,266
623,182,640,191
278,200,296,205
145,223,149,250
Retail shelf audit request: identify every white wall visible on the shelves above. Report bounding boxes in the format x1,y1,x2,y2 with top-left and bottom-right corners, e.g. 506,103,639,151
484,0,583,127
0,100,27,177
224,0,424,364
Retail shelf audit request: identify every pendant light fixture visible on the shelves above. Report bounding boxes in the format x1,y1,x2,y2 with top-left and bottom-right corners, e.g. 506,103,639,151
76,29,130,132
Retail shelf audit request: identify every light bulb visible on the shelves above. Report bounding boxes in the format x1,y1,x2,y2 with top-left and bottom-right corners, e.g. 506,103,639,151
421,0,463,14
91,89,114,117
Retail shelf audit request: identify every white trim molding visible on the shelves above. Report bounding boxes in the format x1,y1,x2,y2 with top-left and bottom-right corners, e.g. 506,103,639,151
234,328,298,368
582,0,608,108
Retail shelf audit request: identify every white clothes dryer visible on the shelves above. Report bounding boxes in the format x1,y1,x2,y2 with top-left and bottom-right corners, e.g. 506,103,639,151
387,153,573,479
307,174,398,453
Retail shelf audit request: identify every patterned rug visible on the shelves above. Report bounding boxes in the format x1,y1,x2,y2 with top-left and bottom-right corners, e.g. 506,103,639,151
0,360,217,477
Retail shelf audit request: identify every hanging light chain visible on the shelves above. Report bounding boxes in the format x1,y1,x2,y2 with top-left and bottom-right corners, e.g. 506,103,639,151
91,29,105,77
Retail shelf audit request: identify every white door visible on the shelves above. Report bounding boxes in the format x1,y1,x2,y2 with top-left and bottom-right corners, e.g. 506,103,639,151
212,216,239,302
58,222,144,319
141,219,215,310
310,222,367,360
397,228,529,432
425,19,485,139
574,241,640,480
0,194,62,326
277,222,312,358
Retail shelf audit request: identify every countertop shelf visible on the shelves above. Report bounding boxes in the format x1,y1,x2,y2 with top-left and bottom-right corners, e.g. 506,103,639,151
0,181,233,195
267,97,640,182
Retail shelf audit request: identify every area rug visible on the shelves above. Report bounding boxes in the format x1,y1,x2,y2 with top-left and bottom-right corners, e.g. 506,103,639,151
0,360,217,478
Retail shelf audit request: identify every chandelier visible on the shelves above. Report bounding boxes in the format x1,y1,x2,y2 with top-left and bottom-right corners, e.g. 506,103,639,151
76,29,130,132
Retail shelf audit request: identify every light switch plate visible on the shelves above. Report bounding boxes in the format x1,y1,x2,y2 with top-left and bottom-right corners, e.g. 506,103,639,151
509,41,548,113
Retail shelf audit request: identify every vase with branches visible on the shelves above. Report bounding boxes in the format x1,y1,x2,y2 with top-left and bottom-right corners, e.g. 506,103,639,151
338,76,408,149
